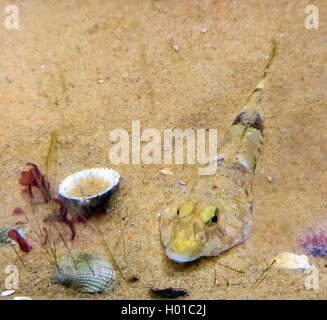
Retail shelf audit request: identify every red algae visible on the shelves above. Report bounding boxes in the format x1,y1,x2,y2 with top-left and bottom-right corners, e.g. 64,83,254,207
13,207,24,216
76,215,87,223
19,163,51,203
19,163,76,240
42,227,48,245
53,198,76,240
7,229,32,253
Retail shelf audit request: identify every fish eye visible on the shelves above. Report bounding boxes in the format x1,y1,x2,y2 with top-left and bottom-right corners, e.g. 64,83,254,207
200,206,219,224
177,209,180,215
211,214,218,223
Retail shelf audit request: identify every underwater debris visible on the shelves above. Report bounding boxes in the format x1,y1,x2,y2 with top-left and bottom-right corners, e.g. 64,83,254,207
274,252,311,270
19,163,51,203
13,207,24,216
1,290,15,297
42,198,76,240
76,215,87,223
53,198,75,240
42,227,49,245
295,215,327,258
128,275,139,283
160,168,172,176
12,296,32,300
58,168,120,207
215,156,224,162
297,231,327,257
54,253,116,294
71,200,109,222
266,176,273,183
172,44,180,52
7,229,32,253
45,131,59,184
149,287,188,299
252,260,276,289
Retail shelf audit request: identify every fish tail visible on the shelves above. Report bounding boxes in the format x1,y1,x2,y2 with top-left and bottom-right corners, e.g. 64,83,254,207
221,42,276,173
245,40,277,105
232,41,277,132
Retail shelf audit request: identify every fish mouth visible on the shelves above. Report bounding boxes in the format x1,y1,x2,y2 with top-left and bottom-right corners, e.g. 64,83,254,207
165,247,200,263
165,219,208,263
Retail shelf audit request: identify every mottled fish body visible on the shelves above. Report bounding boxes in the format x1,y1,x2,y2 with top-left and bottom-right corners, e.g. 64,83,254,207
160,43,276,262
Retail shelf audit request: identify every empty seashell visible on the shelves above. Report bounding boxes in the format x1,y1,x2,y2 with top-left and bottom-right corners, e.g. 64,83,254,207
54,253,116,294
13,296,32,300
58,168,120,207
1,290,15,297
274,252,311,270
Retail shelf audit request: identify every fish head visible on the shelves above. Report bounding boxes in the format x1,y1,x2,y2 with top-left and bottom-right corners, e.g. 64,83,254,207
160,197,251,263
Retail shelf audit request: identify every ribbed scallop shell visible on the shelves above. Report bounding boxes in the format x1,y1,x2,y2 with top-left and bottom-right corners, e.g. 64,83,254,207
54,253,116,294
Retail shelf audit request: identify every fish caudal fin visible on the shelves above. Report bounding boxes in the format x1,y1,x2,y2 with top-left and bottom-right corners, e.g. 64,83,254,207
245,40,277,107
231,41,276,133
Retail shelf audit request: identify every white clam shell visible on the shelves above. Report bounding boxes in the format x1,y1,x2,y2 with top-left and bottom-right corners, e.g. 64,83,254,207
58,168,119,206
274,252,311,270
1,290,15,297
